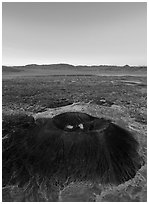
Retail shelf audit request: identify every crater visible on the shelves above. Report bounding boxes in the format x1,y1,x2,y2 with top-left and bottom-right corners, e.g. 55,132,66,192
3,112,144,189
53,112,110,132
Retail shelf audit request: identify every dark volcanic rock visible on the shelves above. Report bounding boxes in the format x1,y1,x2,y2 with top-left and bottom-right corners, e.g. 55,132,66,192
3,112,143,189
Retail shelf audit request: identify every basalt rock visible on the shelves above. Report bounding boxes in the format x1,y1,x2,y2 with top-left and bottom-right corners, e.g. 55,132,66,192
3,111,143,187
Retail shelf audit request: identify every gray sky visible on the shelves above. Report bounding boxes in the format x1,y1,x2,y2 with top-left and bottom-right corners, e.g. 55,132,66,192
2,2,147,66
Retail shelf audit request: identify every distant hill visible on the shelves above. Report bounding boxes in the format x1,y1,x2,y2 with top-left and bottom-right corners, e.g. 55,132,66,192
2,64,147,79
2,63,147,71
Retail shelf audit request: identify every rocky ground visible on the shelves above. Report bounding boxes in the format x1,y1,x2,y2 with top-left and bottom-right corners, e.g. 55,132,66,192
2,74,147,202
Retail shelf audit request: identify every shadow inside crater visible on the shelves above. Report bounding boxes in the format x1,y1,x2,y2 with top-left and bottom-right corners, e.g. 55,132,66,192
53,112,110,132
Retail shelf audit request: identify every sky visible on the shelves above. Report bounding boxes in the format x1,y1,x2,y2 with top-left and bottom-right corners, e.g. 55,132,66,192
2,2,147,66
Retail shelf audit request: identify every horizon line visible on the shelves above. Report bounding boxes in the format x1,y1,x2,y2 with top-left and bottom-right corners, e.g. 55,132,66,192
2,63,147,67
